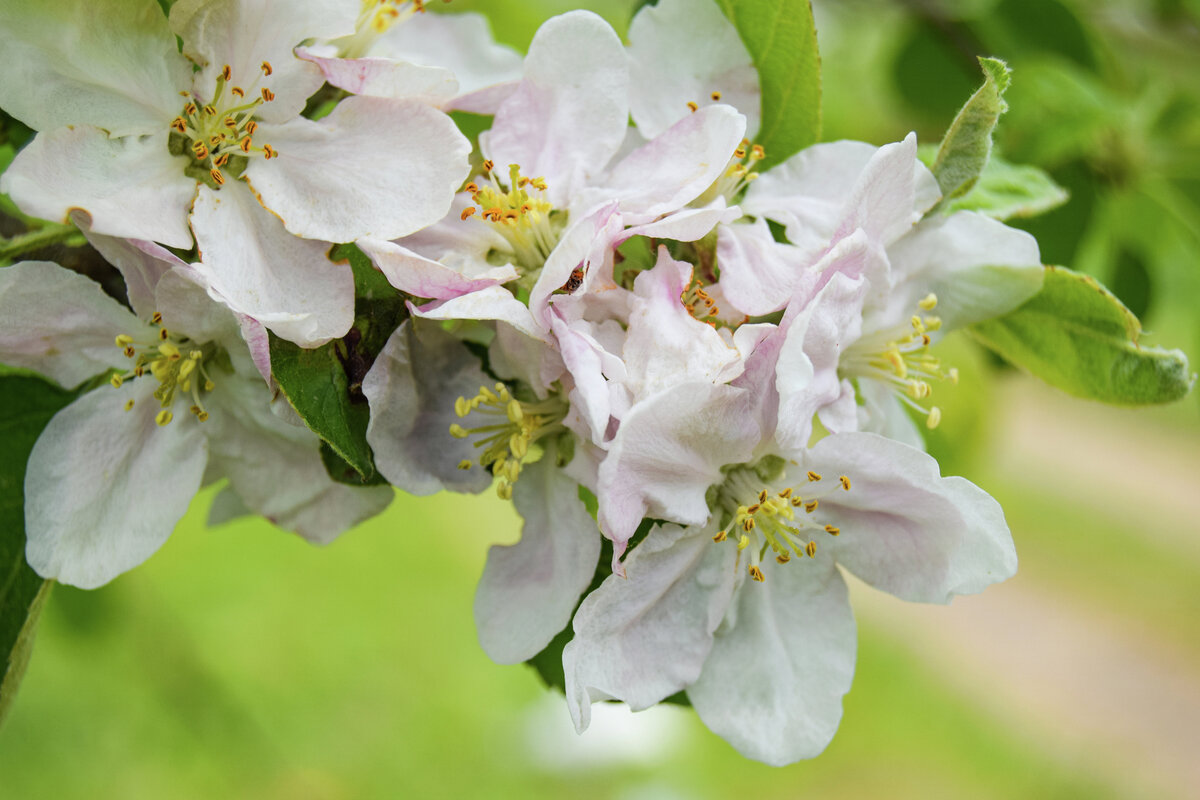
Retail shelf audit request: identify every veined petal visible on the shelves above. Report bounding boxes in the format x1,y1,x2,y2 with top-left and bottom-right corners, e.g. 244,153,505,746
245,96,470,242
627,0,760,140
0,261,148,387
475,445,601,664
565,521,736,731
72,210,187,320
688,555,856,766
597,104,747,221
170,0,356,123
803,432,1018,603
24,381,208,589
1,127,196,249
880,211,1043,332
295,45,458,104
485,11,629,206
597,382,760,562
190,183,353,347
203,376,392,544
362,320,493,496
0,0,188,135
358,237,518,301
369,10,522,112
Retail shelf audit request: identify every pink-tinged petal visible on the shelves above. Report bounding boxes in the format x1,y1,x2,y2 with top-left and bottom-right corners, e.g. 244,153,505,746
881,211,1043,332
71,210,187,319
1,127,196,249
548,312,621,446
371,11,522,112
688,555,856,766
475,445,601,664
152,266,243,350
24,381,208,588
804,432,1017,602
295,45,458,103
621,199,741,244
773,272,867,453
0,261,147,387
597,382,760,563
362,320,494,496
485,11,629,205
564,521,736,732
204,375,392,543
716,218,816,317
530,202,621,325
170,0,356,123
622,248,743,402
626,0,759,140
830,132,922,246
191,183,353,347
596,105,747,222
236,313,273,386
410,285,543,341
0,0,188,135
245,96,470,242
358,237,517,301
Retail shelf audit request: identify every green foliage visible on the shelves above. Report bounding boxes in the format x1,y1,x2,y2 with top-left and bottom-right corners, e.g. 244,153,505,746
0,374,77,726
945,155,1069,220
971,266,1194,405
932,57,1012,210
714,0,821,169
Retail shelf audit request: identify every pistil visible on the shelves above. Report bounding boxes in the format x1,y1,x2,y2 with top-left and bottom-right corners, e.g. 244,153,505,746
110,315,220,426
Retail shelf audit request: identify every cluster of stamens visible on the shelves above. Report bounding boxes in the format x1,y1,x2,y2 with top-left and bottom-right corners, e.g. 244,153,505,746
713,467,851,583
696,138,766,206
110,312,218,427
841,294,958,430
336,0,451,57
450,382,568,499
169,62,277,188
460,162,559,270
681,276,722,325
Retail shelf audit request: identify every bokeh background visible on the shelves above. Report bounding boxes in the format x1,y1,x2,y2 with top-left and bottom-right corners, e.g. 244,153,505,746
2,0,1200,797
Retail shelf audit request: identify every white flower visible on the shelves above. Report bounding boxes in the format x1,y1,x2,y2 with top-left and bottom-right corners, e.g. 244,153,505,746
0,258,391,588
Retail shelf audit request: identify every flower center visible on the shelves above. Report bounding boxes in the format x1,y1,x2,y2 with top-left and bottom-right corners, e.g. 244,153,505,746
110,312,222,427
694,138,765,207
712,462,851,583
336,0,449,58
169,63,278,190
449,381,568,499
460,162,563,274
839,294,957,430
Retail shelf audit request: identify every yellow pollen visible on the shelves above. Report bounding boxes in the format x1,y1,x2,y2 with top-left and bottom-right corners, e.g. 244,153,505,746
124,399,135,411
261,61,273,76
110,374,124,388
919,293,938,310
805,500,818,513
156,409,173,426
839,475,851,491
231,86,245,99
210,169,225,185
749,565,765,582
711,90,722,101
807,471,822,482
687,101,699,112
261,87,275,102
926,407,942,429
825,524,840,536
458,459,472,470
806,541,817,558
221,64,232,81
776,552,790,564
713,529,728,543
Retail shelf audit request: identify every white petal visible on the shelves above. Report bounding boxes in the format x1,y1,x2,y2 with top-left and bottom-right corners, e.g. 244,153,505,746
485,11,629,205
881,211,1043,332
1,127,196,249
597,382,760,560
804,432,1018,602
529,202,622,326
295,45,458,104
24,382,208,588
0,261,146,387
564,521,736,732
410,285,543,341
831,132,922,246
0,0,188,135
170,0,356,123
596,105,747,221
203,375,392,543
245,96,470,242
627,0,760,140
153,266,244,348
688,556,856,766
363,320,494,495
475,447,601,664
716,218,815,317
190,183,354,347
857,379,924,449
71,210,187,319
622,199,741,244
358,236,517,301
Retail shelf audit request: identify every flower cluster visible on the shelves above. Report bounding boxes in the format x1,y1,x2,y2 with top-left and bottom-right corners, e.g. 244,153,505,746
0,0,1139,765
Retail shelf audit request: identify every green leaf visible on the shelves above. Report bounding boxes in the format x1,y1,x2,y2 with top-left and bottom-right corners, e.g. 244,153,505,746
932,57,1012,208
971,266,1195,405
944,155,1069,220
714,0,820,169
0,374,78,726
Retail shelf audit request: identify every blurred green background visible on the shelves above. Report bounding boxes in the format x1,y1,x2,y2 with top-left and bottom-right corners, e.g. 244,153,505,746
3,0,1200,797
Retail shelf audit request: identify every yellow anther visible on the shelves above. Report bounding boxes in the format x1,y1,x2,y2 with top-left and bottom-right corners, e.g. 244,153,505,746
751,144,765,160
506,398,523,423
204,380,215,392
449,423,469,438
262,144,277,159
918,293,938,311
460,207,477,221
806,541,817,558
925,316,942,332
231,86,245,99
151,312,162,325
210,169,225,186
179,359,196,379
221,64,232,81
454,396,470,417
155,409,173,426
158,342,180,359
839,475,851,491
805,500,818,513
496,482,513,500
196,410,209,422
158,328,170,341
124,399,135,411
713,529,728,543
807,471,822,482
687,101,699,112
776,552,790,564
926,407,942,429
115,334,134,347
711,90,722,101
261,61,273,76
825,524,840,536
110,374,124,388
261,87,275,102
458,459,472,470
749,565,765,582
737,534,750,551
948,368,960,385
